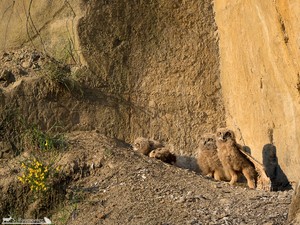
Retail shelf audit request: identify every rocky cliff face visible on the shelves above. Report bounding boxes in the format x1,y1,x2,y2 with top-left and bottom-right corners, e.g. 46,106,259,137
0,0,299,182
215,0,300,183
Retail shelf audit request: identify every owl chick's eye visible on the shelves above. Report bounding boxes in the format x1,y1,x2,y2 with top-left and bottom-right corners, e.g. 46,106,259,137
217,132,221,136
135,143,140,148
224,131,231,137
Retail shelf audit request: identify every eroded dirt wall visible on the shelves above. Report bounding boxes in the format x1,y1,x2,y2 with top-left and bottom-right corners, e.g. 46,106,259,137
214,0,300,182
78,0,225,156
0,0,225,163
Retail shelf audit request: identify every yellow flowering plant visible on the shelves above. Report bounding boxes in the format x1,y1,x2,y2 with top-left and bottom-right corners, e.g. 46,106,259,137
18,158,52,192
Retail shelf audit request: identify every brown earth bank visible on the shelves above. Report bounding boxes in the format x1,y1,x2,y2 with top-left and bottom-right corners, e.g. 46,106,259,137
0,131,294,225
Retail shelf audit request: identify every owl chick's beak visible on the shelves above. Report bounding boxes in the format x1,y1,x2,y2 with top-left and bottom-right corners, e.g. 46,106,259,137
218,136,225,141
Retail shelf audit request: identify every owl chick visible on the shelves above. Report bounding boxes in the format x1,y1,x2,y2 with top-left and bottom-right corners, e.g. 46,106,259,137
132,137,164,155
149,147,176,165
216,128,257,189
197,133,229,181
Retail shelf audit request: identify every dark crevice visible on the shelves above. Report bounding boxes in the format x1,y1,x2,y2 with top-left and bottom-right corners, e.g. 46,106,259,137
274,2,289,44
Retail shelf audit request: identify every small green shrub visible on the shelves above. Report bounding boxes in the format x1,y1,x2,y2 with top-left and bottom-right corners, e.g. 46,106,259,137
43,60,70,85
22,125,67,152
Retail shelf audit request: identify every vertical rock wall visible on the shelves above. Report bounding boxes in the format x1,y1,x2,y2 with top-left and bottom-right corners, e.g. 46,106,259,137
78,0,225,155
214,0,300,182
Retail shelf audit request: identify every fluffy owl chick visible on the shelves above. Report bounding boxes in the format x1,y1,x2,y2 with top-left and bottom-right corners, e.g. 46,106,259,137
149,147,176,165
197,133,228,181
216,128,257,189
132,137,164,155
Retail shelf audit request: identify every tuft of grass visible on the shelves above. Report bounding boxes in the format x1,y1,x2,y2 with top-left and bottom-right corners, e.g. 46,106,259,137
22,124,67,152
43,59,70,83
42,60,83,97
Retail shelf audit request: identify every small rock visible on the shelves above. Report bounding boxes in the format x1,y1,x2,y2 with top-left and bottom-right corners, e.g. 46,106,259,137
32,62,40,70
219,198,231,205
107,162,115,169
187,191,193,196
90,163,95,170
177,196,185,203
18,53,25,60
239,222,247,225
268,213,279,218
21,61,32,68
214,184,222,188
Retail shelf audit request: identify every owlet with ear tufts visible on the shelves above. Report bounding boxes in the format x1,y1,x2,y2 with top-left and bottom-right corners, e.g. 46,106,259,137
216,128,257,189
197,133,229,181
